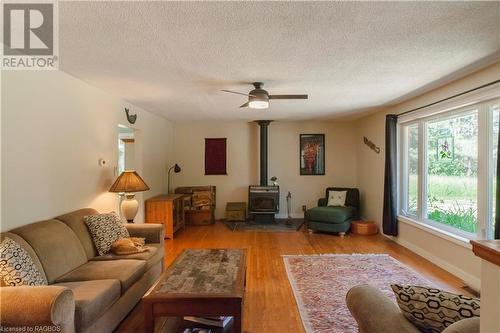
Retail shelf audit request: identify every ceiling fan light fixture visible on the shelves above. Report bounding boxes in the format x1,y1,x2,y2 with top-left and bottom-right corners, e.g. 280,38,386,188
249,100,269,109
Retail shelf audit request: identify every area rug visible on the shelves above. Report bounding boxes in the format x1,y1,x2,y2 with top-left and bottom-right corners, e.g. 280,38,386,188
283,254,433,333
223,218,304,232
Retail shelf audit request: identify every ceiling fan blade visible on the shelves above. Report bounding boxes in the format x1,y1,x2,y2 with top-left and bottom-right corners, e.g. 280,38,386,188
269,94,308,100
240,102,249,108
221,89,255,97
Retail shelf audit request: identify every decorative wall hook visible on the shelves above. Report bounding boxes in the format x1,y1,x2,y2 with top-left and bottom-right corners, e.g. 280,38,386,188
124,108,137,124
363,136,380,154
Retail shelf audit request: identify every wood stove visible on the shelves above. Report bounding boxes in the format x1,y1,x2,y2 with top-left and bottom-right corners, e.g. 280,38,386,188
249,120,280,223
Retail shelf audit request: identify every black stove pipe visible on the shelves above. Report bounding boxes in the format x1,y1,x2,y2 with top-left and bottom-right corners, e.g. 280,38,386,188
256,120,272,186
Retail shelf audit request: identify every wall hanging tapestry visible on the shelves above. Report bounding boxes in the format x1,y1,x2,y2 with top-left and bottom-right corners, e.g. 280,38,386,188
300,134,325,175
205,138,227,175
283,254,432,333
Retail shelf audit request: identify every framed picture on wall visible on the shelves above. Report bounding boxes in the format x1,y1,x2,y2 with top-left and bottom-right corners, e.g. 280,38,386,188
205,138,227,175
300,134,325,175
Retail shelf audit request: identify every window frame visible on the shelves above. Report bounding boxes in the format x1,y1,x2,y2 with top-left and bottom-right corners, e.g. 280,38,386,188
398,89,500,241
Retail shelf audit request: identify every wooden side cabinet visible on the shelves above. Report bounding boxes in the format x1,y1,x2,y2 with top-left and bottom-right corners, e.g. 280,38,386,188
145,194,185,239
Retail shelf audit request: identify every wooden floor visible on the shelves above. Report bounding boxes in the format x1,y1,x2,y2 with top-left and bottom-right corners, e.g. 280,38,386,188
116,222,470,333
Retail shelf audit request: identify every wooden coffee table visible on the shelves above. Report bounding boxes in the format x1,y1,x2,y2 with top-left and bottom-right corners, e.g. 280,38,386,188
142,248,247,333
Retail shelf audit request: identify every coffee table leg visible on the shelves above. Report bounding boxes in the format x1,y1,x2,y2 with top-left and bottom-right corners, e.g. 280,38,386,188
233,302,242,333
144,302,154,333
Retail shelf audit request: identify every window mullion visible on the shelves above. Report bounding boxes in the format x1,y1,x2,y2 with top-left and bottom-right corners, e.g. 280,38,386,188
477,106,488,239
418,121,426,221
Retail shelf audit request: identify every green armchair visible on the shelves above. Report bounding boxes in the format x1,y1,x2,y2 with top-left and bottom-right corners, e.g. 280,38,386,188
305,187,360,236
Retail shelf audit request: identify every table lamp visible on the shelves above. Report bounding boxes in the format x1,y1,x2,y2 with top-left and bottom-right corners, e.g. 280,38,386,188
109,170,150,223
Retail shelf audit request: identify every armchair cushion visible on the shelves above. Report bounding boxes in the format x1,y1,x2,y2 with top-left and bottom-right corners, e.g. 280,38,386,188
305,206,356,223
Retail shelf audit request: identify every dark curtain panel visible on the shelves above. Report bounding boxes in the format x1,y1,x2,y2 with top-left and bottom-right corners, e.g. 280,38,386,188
383,114,398,236
495,125,500,239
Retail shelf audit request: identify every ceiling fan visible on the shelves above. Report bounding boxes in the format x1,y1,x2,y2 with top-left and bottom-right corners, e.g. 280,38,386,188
221,82,308,109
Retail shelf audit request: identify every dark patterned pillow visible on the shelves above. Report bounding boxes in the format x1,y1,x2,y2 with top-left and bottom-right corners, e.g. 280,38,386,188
84,212,130,255
391,284,480,333
0,237,47,286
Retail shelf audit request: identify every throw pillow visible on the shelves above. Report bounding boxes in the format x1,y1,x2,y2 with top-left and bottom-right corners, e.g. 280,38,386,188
391,284,480,333
84,212,130,256
0,237,47,286
327,190,347,206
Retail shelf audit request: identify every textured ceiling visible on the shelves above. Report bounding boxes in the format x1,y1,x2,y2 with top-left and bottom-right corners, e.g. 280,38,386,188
59,1,500,121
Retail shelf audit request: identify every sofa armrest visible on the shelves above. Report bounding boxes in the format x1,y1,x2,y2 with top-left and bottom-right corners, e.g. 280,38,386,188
318,198,327,207
0,286,75,332
125,223,164,244
346,285,420,333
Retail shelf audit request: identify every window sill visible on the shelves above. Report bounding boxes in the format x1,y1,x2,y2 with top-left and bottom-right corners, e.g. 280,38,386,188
397,215,472,250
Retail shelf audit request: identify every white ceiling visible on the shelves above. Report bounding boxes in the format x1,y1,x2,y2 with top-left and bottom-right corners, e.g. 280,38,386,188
59,1,500,121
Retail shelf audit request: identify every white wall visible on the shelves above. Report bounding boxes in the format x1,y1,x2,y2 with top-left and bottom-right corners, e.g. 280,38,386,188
173,120,358,219
355,62,500,290
1,70,174,230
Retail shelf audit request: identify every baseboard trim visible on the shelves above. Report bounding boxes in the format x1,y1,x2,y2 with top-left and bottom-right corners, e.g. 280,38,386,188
383,234,481,292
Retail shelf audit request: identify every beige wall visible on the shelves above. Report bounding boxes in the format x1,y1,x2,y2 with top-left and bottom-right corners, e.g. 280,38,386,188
173,120,358,219
1,70,174,230
355,62,500,290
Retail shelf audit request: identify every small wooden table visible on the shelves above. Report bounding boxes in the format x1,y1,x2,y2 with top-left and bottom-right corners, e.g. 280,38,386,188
142,248,247,333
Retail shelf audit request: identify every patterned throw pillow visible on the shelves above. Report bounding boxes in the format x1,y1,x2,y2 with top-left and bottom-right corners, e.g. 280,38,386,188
84,212,130,256
391,284,480,333
0,237,47,286
327,190,347,206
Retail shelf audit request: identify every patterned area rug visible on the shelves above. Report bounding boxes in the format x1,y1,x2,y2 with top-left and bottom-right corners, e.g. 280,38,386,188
223,218,304,232
283,254,432,333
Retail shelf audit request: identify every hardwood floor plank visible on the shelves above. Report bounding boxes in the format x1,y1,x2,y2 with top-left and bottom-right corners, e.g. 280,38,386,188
115,222,469,333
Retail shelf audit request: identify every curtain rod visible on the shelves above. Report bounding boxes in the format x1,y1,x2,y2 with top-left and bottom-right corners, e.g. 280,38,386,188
397,79,500,117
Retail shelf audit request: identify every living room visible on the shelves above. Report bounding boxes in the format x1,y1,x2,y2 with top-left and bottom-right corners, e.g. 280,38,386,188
1,1,499,333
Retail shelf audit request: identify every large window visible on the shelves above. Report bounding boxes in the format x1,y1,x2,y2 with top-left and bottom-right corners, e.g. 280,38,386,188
400,98,500,239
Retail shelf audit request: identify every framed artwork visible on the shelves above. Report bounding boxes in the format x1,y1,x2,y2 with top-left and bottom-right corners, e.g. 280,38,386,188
205,138,227,175
300,134,325,175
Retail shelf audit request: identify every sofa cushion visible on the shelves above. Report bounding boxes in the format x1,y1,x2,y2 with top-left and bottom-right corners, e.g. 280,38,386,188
55,208,99,260
55,259,146,293
305,206,356,223
391,284,480,333
0,237,47,286
90,243,163,270
53,279,121,329
84,213,130,256
10,220,87,284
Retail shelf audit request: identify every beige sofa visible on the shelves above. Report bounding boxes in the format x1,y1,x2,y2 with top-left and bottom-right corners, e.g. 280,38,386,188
0,208,165,333
346,285,480,333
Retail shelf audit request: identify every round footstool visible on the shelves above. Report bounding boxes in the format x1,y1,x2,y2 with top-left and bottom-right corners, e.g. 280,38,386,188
351,220,378,235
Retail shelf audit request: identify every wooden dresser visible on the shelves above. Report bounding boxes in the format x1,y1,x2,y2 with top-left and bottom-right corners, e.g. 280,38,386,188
145,194,185,239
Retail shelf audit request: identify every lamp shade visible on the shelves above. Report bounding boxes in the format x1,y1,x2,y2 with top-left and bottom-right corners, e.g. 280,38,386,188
109,170,150,193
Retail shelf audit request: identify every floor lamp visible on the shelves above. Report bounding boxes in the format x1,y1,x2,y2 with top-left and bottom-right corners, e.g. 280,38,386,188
167,163,181,193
